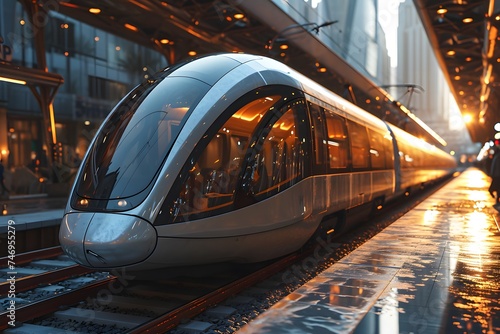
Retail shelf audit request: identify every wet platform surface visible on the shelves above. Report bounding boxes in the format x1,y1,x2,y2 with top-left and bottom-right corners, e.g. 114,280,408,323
239,168,500,334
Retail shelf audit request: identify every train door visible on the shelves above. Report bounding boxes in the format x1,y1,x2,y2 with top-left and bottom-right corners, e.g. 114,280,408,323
323,108,351,210
346,120,372,207
384,123,401,194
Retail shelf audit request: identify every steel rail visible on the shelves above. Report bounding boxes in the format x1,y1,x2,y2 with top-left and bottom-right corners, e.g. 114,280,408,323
128,251,305,334
0,277,116,331
0,246,63,267
0,265,95,296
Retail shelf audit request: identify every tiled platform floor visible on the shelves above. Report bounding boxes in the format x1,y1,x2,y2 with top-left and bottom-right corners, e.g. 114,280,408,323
239,168,500,334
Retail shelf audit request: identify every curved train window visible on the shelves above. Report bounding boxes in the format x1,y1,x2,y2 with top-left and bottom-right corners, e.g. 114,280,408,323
347,120,370,169
324,110,348,169
308,103,327,173
243,99,308,200
170,94,282,223
72,76,210,211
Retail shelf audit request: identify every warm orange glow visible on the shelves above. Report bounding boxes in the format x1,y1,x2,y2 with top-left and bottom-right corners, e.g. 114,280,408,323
124,23,139,32
462,17,473,23
484,64,493,84
160,39,170,44
49,104,57,144
437,8,448,14
446,50,456,56
129,0,151,11
234,13,245,19
89,8,101,14
280,44,289,50
188,50,197,56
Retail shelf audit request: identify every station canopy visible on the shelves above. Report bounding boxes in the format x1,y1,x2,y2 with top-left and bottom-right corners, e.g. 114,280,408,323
38,0,499,144
414,0,500,143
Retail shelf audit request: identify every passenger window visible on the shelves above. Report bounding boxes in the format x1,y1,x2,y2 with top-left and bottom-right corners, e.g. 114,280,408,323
324,110,348,169
384,132,394,168
246,99,307,197
308,102,327,169
347,121,370,169
172,95,281,222
368,129,387,169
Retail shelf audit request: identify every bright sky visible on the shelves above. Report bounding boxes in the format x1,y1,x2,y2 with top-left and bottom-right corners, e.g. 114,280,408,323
378,0,405,67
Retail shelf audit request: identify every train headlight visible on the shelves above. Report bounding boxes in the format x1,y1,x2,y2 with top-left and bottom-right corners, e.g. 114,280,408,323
78,198,89,207
117,200,128,207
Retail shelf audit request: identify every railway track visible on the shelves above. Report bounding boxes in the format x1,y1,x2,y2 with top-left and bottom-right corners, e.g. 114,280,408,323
1,245,304,333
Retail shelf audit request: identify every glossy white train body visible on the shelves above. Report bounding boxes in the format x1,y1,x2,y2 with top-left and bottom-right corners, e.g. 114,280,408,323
59,53,456,271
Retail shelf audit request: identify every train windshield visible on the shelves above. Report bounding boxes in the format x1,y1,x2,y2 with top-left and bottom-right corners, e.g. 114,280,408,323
75,76,210,203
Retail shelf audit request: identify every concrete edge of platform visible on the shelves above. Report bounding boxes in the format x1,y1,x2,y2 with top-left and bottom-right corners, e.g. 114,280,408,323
0,209,64,233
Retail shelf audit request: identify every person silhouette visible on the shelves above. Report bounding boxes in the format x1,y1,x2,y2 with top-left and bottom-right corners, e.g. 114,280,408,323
488,140,500,209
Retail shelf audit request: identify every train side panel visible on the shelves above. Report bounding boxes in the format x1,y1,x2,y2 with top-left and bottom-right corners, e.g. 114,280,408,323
389,124,456,194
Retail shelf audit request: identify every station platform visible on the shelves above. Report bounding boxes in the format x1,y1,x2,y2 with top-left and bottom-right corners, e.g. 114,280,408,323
0,195,66,254
0,194,66,233
239,168,500,334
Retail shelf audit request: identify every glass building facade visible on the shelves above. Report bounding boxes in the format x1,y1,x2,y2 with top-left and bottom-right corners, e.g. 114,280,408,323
0,0,392,194
0,0,167,177
272,0,391,86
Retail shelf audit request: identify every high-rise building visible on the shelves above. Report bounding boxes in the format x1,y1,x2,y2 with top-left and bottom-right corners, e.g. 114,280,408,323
396,0,475,155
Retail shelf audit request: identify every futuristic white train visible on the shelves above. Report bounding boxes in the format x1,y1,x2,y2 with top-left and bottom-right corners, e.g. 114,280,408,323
59,53,456,271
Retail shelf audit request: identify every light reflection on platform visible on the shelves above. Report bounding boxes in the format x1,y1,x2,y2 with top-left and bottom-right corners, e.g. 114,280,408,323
238,168,500,334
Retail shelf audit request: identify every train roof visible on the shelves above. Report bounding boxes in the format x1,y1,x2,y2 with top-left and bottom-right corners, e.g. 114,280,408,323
174,53,390,133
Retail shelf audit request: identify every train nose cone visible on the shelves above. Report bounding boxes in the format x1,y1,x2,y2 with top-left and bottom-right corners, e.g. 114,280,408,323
60,212,157,268
60,212,94,267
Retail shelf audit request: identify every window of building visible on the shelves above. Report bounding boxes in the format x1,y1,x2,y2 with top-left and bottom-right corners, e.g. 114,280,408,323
47,17,75,55
88,76,128,101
